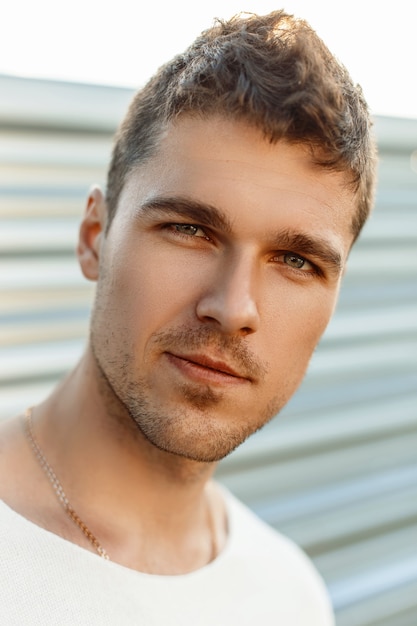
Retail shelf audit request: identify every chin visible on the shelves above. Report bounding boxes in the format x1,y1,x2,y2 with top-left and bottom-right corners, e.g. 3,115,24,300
129,404,272,464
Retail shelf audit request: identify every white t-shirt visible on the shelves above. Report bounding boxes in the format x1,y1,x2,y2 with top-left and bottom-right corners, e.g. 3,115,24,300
0,490,334,625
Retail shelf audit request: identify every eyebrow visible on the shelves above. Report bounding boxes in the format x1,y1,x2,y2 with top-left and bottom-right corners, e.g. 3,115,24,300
138,194,343,273
138,195,233,233
270,229,343,273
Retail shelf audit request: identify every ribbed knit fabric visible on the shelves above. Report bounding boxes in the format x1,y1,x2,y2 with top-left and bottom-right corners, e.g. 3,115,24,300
1,489,334,625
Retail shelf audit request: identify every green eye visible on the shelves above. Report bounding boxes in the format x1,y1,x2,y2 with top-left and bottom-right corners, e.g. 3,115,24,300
284,253,306,269
174,224,207,238
175,224,198,235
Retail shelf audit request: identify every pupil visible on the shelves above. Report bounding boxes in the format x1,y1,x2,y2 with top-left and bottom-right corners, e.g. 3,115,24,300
177,224,196,235
285,254,304,268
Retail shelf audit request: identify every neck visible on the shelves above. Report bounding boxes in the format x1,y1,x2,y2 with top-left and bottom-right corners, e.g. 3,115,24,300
26,349,226,573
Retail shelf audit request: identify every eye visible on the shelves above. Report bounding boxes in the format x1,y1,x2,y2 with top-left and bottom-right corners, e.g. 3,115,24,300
272,251,318,275
283,252,312,270
172,224,209,239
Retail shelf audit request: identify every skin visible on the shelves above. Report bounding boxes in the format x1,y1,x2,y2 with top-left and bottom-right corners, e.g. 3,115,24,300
0,115,356,574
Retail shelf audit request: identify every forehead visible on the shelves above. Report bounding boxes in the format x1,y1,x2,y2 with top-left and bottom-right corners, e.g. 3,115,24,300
119,115,356,253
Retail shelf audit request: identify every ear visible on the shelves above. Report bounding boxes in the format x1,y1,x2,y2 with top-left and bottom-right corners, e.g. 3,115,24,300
77,186,107,281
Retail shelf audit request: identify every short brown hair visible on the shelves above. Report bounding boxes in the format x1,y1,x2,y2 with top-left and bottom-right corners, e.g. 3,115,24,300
106,10,377,240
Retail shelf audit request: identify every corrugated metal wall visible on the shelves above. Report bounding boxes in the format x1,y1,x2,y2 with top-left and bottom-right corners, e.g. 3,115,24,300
1,75,416,625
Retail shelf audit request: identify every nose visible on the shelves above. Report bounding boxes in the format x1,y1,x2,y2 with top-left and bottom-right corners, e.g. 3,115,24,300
195,250,260,335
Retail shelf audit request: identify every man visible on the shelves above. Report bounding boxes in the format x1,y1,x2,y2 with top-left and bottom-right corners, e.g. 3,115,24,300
0,10,376,625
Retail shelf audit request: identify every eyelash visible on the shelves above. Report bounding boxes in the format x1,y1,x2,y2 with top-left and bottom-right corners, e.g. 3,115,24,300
273,252,320,276
165,223,321,276
167,223,211,240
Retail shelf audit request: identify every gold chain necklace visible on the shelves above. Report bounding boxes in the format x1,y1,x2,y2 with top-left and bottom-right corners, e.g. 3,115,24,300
24,407,109,559
23,407,219,566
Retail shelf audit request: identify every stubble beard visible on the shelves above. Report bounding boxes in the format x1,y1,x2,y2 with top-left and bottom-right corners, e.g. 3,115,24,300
90,322,284,463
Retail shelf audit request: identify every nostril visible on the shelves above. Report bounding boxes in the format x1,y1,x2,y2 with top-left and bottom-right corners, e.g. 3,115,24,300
241,326,254,336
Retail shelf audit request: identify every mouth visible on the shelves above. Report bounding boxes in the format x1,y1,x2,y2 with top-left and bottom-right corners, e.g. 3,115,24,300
165,352,251,386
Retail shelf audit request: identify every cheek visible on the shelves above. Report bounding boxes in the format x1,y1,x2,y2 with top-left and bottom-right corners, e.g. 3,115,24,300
102,247,202,334
262,288,337,362
257,303,330,399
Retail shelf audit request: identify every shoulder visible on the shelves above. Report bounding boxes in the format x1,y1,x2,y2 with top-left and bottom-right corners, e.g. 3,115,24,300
223,486,316,569
219,486,334,624
222,486,296,554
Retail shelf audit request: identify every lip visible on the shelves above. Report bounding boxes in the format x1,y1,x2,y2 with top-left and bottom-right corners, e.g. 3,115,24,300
165,352,250,385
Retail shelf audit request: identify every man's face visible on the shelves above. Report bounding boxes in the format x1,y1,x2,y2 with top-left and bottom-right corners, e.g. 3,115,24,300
88,116,355,462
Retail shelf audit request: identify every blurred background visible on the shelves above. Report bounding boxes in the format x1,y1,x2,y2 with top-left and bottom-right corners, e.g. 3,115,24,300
1,1,417,624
